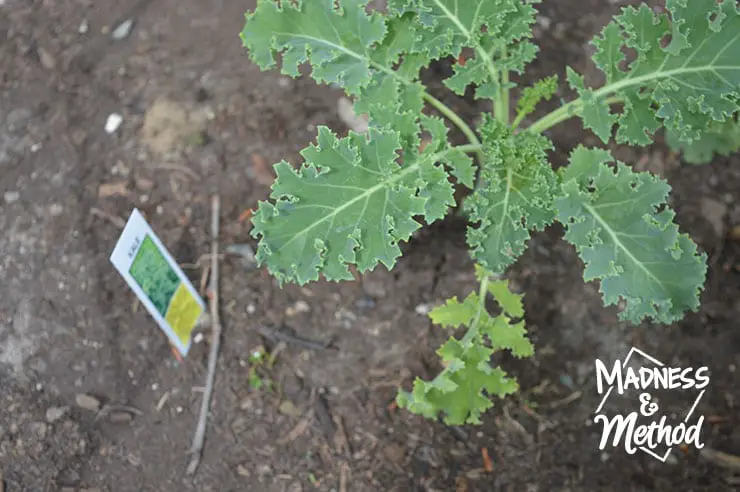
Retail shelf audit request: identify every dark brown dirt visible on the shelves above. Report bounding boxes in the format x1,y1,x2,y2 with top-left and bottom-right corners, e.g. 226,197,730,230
1,0,740,491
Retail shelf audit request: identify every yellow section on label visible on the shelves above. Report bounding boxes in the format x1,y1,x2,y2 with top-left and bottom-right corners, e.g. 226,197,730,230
165,283,203,348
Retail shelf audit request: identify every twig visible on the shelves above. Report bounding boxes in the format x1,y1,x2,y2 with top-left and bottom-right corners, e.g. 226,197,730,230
90,207,126,229
339,463,350,492
434,416,476,451
95,403,144,422
700,447,740,471
543,390,582,409
255,325,330,351
187,195,222,476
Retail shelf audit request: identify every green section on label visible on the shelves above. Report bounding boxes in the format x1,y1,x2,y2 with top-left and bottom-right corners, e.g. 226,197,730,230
129,235,180,316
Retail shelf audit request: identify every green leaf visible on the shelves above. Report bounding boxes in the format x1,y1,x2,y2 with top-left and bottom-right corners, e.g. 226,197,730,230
554,147,707,324
397,338,518,424
241,1,431,110
482,317,532,358
389,0,539,102
567,68,618,143
251,126,459,285
666,115,740,164
429,294,478,328
357,13,428,123
397,272,533,425
486,279,524,318
466,115,558,274
420,114,476,188
355,75,422,155
240,0,386,94
570,0,740,145
515,74,559,125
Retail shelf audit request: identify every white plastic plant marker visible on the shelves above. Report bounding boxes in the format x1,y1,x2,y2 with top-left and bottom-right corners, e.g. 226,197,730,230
110,209,205,356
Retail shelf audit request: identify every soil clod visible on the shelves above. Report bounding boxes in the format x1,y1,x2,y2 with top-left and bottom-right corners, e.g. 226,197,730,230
75,394,101,413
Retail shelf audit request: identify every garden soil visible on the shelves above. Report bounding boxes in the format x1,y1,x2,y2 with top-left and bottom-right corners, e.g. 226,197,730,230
2,0,740,491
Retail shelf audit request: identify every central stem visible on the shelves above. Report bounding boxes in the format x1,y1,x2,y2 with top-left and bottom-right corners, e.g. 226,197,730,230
462,272,490,346
496,46,510,125
424,93,484,163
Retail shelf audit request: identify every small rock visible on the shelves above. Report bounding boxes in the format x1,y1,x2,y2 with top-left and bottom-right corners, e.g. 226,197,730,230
75,393,101,412
278,400,302,418
231,416,248,434
286,300,310,317
29,421,47,439
287,482,303,492
414,303,431,315
37,47,56,70
225,244,257,268
71,129,87,146
108,411,133,423
700,197,727,238
354,296,376,309
98,181,128,198
383,443,406,463
236,464,251,477
50,204,64,217
337,97,369,134
78,19,89,34
135,178,154,190
362,275,386,298
256,464,272,478
537,16,552,30
45,406,68,423
112,19,134,40
3,191,20,204
105,113,123,134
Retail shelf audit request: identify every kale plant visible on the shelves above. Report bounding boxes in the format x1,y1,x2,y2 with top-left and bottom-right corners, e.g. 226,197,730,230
238,0,740,425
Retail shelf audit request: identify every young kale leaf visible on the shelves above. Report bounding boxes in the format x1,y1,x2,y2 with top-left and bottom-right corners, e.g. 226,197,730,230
397,269,532,425
514,74,559,128
466,116,557,274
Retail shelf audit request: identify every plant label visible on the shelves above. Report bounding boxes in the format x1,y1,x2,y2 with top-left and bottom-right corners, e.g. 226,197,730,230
110,209,205,356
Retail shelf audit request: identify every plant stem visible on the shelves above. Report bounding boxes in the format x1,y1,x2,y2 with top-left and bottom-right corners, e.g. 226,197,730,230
496,48,510,125
462,271,490,347
527,95,623,134
423,93,484,162
454,143,483,154
511,109,528,131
